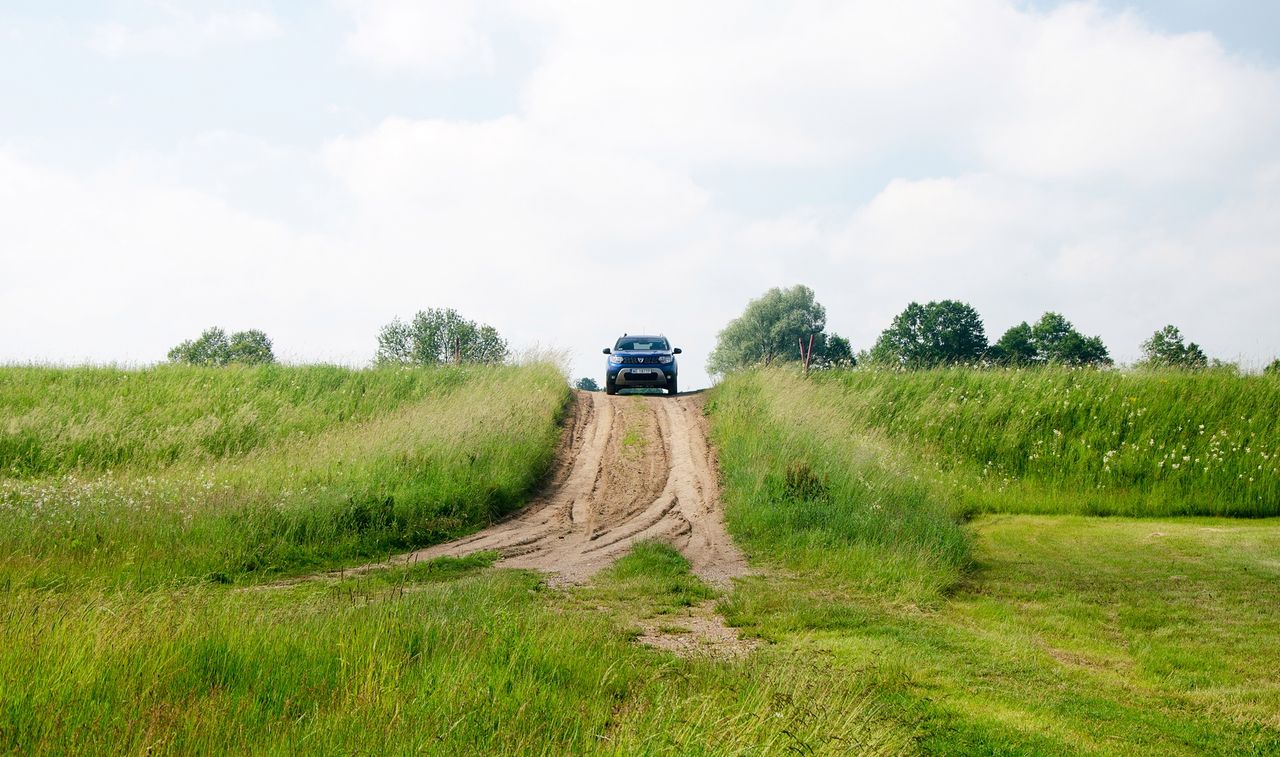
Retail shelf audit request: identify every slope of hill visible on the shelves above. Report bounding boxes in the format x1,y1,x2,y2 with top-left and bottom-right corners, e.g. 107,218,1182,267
0,364,569,586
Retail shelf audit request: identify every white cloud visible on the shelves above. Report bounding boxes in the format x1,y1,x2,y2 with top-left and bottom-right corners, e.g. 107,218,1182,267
5,0,1280,383
980,4,1280,182
336,0,495,75
89,9,280,57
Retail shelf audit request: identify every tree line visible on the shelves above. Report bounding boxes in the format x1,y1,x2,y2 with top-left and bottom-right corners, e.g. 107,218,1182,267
166,308,509,368
710,286,1264,375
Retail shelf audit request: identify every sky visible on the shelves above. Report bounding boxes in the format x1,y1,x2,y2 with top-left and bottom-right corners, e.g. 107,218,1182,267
2,1,1279,389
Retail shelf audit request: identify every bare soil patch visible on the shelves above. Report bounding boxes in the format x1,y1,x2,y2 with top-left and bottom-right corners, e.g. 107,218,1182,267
634,601,761,660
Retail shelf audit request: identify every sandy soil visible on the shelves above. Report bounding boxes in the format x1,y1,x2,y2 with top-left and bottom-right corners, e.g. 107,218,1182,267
634,601,762,660
400,390,750,588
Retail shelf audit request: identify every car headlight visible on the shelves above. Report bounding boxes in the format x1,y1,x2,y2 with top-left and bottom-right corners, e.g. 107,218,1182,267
609,355,623,365
658,355,674,364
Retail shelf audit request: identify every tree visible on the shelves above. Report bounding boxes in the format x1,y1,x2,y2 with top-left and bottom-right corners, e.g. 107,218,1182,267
1266,359,1280,377
168,327,275,366
818,334,855,368
168,327,231,366
228,329,275,365
869,300,987,367
574,377,601,392
708,285,849,375
375,308,508,366
988,322,1037,366
1139,325,1208,369
1030,312,1111,366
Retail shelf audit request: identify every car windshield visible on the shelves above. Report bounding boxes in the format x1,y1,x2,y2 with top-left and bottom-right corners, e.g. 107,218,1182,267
615,337,668,351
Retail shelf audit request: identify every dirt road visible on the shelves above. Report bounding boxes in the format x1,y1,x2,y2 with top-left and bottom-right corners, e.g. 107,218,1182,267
403,391,748,588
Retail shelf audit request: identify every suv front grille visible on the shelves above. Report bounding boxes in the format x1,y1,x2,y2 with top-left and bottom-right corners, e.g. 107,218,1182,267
623,356,660,364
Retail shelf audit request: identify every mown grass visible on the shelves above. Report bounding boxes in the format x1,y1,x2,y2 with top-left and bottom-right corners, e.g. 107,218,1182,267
816,367,1280,516
0,364,568,586
708,368,1280,753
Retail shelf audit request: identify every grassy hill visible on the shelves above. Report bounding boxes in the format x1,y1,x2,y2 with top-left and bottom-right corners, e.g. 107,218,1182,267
707,368,1280,753
2,363,1277,754
817,366,1280,517
0,364,569,586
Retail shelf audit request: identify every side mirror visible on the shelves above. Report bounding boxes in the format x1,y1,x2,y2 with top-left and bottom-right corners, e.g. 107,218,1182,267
673,348,682,355
602,348,612,355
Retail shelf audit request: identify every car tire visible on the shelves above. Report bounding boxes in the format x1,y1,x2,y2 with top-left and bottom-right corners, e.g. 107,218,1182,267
667,378,678,396
605,380,617,396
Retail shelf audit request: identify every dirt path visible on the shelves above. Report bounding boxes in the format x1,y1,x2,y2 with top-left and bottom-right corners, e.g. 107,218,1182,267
400,391,749,588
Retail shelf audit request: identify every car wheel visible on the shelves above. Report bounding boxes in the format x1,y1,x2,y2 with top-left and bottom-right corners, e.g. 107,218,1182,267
605,380,617,396
667,378,678,396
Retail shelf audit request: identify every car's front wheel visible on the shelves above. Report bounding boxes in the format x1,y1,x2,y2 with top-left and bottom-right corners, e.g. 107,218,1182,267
667,377,678,396
605,379,617,396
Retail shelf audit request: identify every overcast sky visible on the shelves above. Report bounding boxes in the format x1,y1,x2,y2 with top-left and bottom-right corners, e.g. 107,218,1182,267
2,1,1279,388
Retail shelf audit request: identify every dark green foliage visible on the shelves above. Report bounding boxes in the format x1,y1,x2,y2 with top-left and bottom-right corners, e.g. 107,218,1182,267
168,327,275,366
1267,359,1280,376
376,308,508,365
819,333,855,368
1030,312,1111,366
1140,325,1208,369
870,300,987,367
228,329,275,365
988,321,1037,365
574,377,600,392
707,285,852,375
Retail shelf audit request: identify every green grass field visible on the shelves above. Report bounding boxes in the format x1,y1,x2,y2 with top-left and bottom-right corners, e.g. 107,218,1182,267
710,368,1280,753
0,364,569,587
816,366,1280,517
3,364,1278,754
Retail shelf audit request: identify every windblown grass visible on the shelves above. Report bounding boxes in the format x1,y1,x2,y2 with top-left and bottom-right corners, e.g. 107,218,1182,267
816,366,1280,516
707,368,1280,753
0,364,569,586
708,370,969,604
0,553,906,755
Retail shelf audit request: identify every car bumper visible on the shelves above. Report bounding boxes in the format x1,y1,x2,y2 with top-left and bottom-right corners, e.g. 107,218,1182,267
608,365,676,387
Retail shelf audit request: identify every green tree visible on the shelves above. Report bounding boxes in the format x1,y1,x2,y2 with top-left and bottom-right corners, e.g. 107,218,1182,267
817,333,855,368
169,327,276,366
708,285,847,375
1265,358,1280,376
168,327,232,365
375,308,508,366
574,377,601,392
988,321,1038,366
1030,312,1111,366
228,329,275,365
1139,325,1208,369
870,300,987,368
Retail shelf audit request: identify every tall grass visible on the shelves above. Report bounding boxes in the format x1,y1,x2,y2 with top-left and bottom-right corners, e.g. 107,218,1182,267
0,365,457,476
708,370,970,604
0,557,906,755
0,364,569,586
816,367,1280,516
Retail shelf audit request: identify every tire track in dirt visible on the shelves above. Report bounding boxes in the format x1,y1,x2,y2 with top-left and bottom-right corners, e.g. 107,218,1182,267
401,390,749,588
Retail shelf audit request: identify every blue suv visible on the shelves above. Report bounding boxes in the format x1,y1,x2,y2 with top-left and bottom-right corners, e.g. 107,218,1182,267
603,334,681,396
